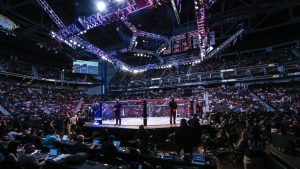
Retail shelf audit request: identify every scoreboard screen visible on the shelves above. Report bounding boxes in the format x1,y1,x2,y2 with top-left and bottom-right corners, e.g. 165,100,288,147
72,60,99,75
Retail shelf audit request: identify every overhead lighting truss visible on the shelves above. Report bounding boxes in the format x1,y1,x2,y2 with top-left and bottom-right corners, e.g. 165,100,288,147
36,0,244,73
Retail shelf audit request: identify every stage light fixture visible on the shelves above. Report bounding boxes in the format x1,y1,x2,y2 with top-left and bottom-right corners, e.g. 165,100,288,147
96,1,107,12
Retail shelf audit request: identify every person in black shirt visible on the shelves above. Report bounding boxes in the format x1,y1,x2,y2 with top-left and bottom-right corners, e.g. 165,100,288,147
175,119,193,155
101,135,118,164
113,100,122,125
134,125,150,153
243,126,266,169
71,134,93,154
188,114,202,148
0,116,7,137
169,98,177,125
196,101,204,119
19,143,45,169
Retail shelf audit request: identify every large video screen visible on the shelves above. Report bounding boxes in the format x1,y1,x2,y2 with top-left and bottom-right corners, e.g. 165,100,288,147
72,60,99,75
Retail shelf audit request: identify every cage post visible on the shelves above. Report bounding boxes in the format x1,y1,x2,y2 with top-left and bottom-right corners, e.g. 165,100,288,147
98,102,103,124
143,100,147,126
190,100,194,116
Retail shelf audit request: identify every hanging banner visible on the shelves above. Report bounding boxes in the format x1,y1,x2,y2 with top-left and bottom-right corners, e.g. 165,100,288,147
193,35,199,49
163,42,172,55
208,31,215,45
182,36,191,51
172,39,181,53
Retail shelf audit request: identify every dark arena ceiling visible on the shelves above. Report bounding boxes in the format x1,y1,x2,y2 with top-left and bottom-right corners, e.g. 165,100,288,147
0,0,300,67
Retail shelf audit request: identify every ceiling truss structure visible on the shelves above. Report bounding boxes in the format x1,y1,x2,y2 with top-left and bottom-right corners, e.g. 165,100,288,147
35,0,248,72
208,0,300,40
0,0,79,59
5,0,300,72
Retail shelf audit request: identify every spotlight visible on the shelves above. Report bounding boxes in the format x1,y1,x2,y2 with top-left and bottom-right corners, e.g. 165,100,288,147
96,1,107,11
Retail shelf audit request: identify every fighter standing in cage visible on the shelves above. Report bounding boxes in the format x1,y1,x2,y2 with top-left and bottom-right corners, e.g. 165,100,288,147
169,98,178,125
113,100,122,125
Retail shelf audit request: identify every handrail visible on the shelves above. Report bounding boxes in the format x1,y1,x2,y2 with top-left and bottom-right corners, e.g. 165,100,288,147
0,71,99,85
111,74,285,91
127,63,279,83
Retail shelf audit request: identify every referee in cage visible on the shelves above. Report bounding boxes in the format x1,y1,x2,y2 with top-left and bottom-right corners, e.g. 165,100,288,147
169,98,178,125
113,100,122,125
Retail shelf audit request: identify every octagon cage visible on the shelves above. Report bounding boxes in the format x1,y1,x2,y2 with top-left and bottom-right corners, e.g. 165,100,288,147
94,99,194,126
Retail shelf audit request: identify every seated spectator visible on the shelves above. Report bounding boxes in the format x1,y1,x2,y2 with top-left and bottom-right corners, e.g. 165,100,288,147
100,135,118,164
234,131,248,152
216,129,229,148
0,116,7,137
72,134,94,154
19,143,45,169
43,130,61,149
188,114,200,128
3,140,20,165
243,127,266,169
7,128,22,140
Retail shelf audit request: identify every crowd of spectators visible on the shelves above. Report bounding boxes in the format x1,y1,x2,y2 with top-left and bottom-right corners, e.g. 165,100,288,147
0,72,299,169
0,80,81,116
111,46,299,88
253,84,300,113
208,87,265,114
1,74,299,121
0,102,299,169
0,45,299,168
